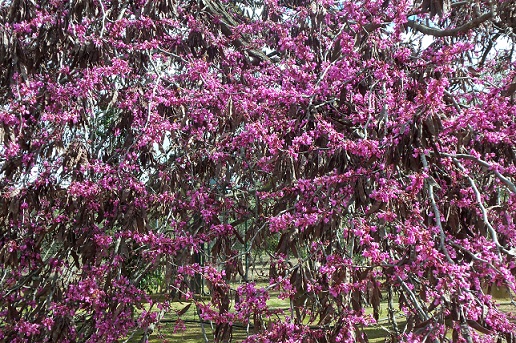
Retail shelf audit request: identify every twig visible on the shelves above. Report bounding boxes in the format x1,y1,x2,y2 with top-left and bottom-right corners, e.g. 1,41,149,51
441,153,516,194
450,158,507,257
420,154,453,264
397,276,429,321
197,306,210,343
99,0,107,38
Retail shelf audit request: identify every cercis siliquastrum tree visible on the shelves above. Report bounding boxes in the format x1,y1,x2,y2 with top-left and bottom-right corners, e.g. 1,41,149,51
1,0,516,342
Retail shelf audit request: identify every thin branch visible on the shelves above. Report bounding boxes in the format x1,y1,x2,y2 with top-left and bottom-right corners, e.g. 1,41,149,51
480,33,501,67
197,306,211,343
99,0,107,38
421,154,453,264
397,276,429,321
441,153,516,194
451,158,508,257
448,241,502,274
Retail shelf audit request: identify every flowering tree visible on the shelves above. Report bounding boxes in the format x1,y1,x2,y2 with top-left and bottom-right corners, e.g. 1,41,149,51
1,0,516,342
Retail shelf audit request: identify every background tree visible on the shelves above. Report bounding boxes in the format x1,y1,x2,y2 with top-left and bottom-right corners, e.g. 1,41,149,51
1,0,516,342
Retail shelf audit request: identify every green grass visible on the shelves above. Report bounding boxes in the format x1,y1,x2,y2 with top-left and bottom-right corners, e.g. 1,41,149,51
125,293,516,343
137,319,393,343
126,290,398,343
125,278,516,342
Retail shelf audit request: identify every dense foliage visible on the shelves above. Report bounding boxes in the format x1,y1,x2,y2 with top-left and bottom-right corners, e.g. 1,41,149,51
1,0,516,342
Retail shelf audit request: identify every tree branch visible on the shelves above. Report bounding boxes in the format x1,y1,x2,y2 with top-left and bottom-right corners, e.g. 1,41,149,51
441,153,516,194
421,154,453,264
406,12,493,37
451,158,508,257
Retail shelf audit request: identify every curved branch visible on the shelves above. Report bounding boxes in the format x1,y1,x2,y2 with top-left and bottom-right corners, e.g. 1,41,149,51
442,153,516,194
451,158,509,257
406,12,493,37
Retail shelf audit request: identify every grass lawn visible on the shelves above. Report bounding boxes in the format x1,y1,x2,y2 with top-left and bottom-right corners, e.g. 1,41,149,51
126,269,516,343
136,321,393,343
124,289,516,343
126,288,404,343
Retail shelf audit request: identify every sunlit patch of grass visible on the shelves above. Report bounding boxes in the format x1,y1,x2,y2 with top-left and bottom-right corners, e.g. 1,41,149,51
127,293,395,343
135,301,516,343
126,280,516,342
136,320,393,343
